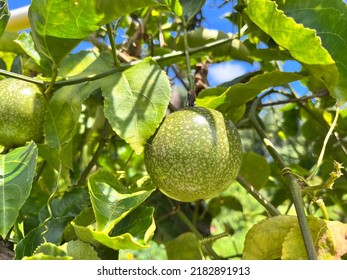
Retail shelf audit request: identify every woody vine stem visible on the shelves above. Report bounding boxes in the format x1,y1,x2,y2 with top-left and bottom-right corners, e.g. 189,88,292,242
249,94,317,260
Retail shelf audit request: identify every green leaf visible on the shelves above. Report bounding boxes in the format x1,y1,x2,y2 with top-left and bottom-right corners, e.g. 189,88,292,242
197,71,306,113
63,207,95,242
239,152,270,190
88,170,155,233
242,215,297,260
179,0,205,23
62,240,100,260
326,221,347,260
102,57,171,155
73,222,150,250
34,242,67,256
15,218,69,259
246,0,338,96
22,242,72,260
15,32,52,73
165,232,202,260
159,0,182,16
282,217,347,260
111,206,156,245
275,0,347,103
38,144,72,185
58,51,99,78
0,142,38,237
45,83,86,148
0,0,10,37
243,215,347,260
38,188,90,222
15,188,90,259
28,0,157,64
23,254,72,260
0,32,25,53
282,216,328,260
208,196,243,216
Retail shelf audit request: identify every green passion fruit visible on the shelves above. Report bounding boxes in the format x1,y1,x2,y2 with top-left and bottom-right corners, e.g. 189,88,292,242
144,107,243,202
0,78,47,147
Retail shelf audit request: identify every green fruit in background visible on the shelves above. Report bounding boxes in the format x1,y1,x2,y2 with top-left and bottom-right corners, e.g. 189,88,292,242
144,107,243,202
0,78,47,147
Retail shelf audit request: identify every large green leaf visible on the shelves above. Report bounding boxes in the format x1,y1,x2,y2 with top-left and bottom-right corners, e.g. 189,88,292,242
15,188,90,259
0,142,38,237
111,206,156,245
62,240,100,260
197,71,306,113
44,52,113,149
22,242,72,260
28,0,157,64
15,32,52,73
243,215,347,260
165,232,202,260
275,0,347,103
281,216,328,260
242,215,297,260
102,57,171,155
0,0,10,37
15,218,69,259
88,170,155,233
73,223,150,250
0,32,24,54
246,0,338,97
45,83,88,149
239,152,270,190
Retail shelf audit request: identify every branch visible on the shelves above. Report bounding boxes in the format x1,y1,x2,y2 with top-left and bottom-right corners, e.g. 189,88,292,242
237,175,281,217
249,95,317,260
260,90,329,107
1,36,235,88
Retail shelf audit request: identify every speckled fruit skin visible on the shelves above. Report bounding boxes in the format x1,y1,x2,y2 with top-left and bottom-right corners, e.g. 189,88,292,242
0,78,47,147
144,107,243,202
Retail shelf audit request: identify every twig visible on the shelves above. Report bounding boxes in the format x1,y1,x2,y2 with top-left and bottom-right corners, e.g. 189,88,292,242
249,95,317,260
1,36,235,88
260,90,329,107
0,69,45,85
106,23,120,67
236,175,281,217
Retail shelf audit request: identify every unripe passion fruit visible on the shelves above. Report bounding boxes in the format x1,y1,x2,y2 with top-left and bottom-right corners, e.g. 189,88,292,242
144,107,243,202
0,78,47,147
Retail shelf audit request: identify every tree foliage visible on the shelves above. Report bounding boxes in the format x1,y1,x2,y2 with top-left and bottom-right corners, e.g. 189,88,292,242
1,0,347,260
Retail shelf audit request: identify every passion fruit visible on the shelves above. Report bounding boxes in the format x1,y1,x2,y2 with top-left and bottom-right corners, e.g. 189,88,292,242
144,107,243,202
0,78,47,147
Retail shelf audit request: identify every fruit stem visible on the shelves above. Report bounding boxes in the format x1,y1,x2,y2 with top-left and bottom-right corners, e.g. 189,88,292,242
44,66,59,99
106,23,121,67
249,95,317,260
183,21,196,107
236,175,281,217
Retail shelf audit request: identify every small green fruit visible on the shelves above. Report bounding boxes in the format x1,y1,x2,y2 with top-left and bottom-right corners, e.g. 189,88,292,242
0,78,47,147
144,107,243,202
